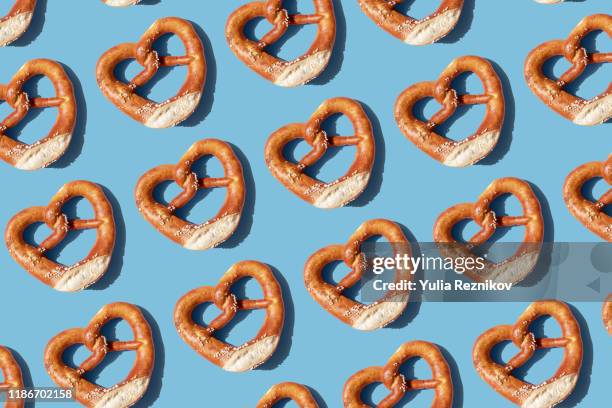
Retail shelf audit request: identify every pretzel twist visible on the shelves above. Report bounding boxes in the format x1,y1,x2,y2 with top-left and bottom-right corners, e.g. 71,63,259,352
265,97,375,208
135,138,245,250
226,0,336,87
0,346,24,408
604,294,612,335
525,14,612,126
174,261,284,372
343,341,453,408
395,55,505,167
0,0,36,47
44,302,154,408
96,17,206,128
257,382,319,408
0,59,76,170
473,300,582,408
5,180,115,292
563,154,612,241
101,0,140,6
433,177,544,283
357,0,463,45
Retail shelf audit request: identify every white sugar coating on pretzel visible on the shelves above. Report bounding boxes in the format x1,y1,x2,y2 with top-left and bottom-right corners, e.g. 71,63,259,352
520,374,577,408
403,8,462,45
52,255,111,292
0,11,33,47
312,172,370,209
351,295,409,331
273,50,332,88
222,335,279,372
13,133,72,170
103,0,141,6
572,92,612,126
143,92,202,129
442,130,500,167
91,377,149,408
179,213,241,251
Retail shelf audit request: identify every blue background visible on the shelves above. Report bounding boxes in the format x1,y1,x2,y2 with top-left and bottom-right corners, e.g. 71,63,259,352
0,0,610,406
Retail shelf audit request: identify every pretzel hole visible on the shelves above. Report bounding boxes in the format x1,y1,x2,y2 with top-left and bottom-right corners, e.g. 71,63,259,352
583,177,612,216
392,0,444,19
321,260,363,299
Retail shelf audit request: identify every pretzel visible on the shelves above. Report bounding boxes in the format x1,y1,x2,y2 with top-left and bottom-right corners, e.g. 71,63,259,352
604,294,612,335
265,97,375,208
394,55,505,167
44,302,154,408
174,260,284,372
102,0,140,6
0,346,24,408
433,177,544,283
0,0,36,47
343,341,453,408
257,382,319,408
357,0,463,45
563,154,612,241
304,219,411,331
5,180,115,292
226,0,336,87
135,139,245,250
473,300,582,408
525,14,612,126
96,17,206,128
0,59,76,170
534,0,563,3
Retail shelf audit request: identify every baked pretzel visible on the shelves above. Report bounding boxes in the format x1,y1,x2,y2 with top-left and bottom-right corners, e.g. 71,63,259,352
563,154,612,241
343,341,453,408
604,294,612,335
0,346,24,408
0,59,76,170
44,302,154,408
433,177,544,283
473,300,582,408
0,0,36,47
257,382,319,408
5,180,115,292
394,55,504,167
534,0,563,3
525,14,612,126
102,0,140,6
174,261,284,372
265,97,375,208
135,139,245,250
226,0,336,87
96,17,206,128
357,0,463,45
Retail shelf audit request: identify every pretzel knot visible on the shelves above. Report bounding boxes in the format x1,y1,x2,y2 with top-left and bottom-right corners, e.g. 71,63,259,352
0,0,36,47
226,0,336,87
0,346,24,408
604,294,612,335
395,55,505,167
5,180,116,292
473,300,583,408
174,261,285,372
525,13,612,126
257,382,319,408
563,154,612,242
96,17,206,128
304,219,412,331
135,138,245,250
357,0,463,45
433,177,544,284
44,302,154,408
343,341,453,408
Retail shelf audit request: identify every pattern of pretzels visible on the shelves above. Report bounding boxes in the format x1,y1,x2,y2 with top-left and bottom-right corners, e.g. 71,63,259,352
0,0,36,47
0,59,76,170
0,346,24,408
96,17,206,128
226,0,336,87
525,14,612,126
343,340,453,408
563,154,612,241
44,302,155,408
174,260,284,372
256,382,319,408
5,180,115,292
473,300,582,408
357,0,463,45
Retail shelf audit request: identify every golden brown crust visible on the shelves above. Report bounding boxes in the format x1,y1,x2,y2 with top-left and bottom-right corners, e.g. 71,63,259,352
604,294,612,335
0,346,24,408
257,382,319,408
0,0,36,47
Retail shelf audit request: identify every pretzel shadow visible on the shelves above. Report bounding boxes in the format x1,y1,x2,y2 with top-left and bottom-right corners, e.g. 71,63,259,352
308,387,329,408
135,307,165,408
5,348,34,408
310,0,346,85
11,0,47,47
138,0,161,5
438,0,475,44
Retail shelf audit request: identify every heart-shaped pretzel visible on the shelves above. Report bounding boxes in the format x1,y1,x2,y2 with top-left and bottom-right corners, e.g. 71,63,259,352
0,346,24,408
257,382,319,408
433,177,544,283
563,154,611,241
135,138,245,250
0,59,76,170
604,294,612,335
357,0,463,45
525,14,612,126
473,300,582,408
96,17,206,128
226,0,336,87
395,55,505,167
44,302,155,408
5,180,115,292
265,97,375,208
343,341,453,408
0,0,36,47
304,219,411,331
101,0,140,6
174,261,284,372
